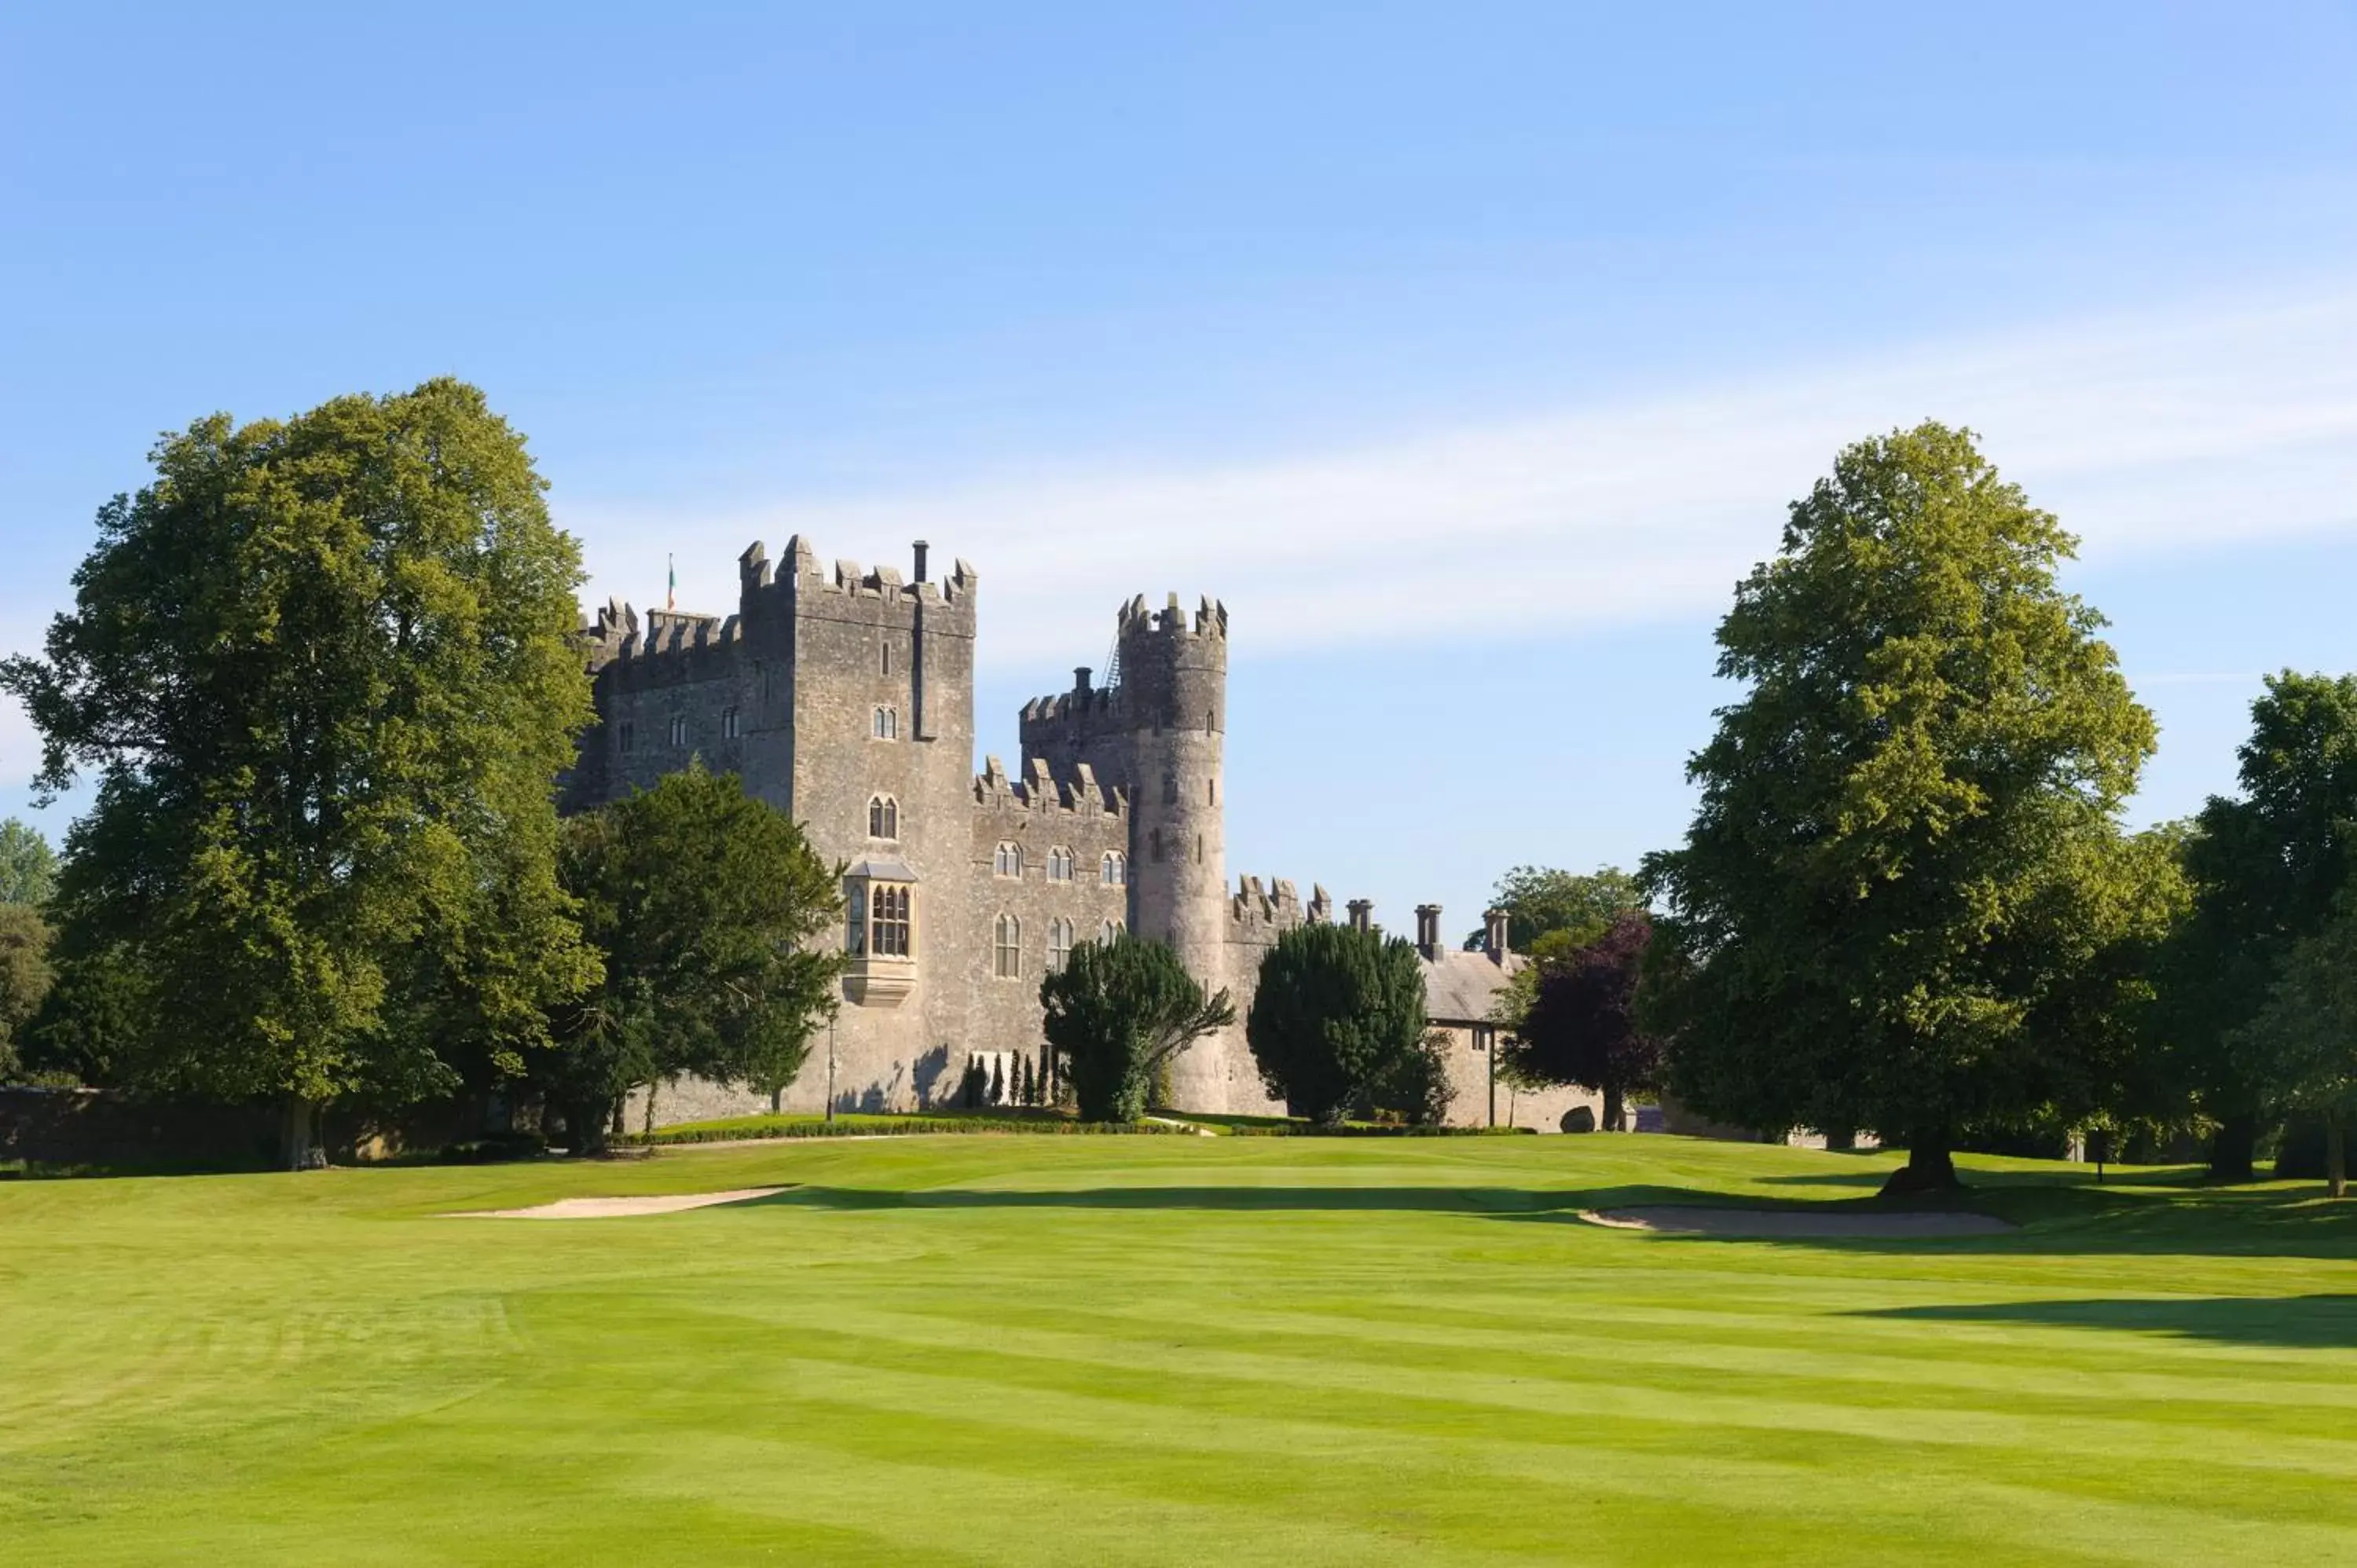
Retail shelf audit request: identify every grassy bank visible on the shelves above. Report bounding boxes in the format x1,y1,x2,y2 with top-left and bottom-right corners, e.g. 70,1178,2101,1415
4,1134,2355,1563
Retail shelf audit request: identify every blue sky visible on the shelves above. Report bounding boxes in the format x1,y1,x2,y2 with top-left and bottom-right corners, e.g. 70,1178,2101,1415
5,3,2357,932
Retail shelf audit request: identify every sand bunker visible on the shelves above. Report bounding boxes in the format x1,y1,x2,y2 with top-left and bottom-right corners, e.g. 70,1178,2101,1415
1580,1206,2014,1239
453,1186,788,1219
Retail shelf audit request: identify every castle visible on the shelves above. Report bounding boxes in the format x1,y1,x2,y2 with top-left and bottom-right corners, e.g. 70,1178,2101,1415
570,537,1598,1130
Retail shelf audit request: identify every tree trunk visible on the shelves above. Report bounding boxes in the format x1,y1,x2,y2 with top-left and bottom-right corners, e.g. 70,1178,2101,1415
2209,1111,2258,1182
1879,1136,1959,1196
769,1086,783,1114
1602,1085,1625,1134
281,1095,325,1171
567,1097,613,1156
2328,1112,2347,1201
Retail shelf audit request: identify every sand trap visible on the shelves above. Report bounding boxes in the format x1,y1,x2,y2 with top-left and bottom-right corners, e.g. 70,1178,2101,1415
1580,1206,2014,1239
453,1186,788,1219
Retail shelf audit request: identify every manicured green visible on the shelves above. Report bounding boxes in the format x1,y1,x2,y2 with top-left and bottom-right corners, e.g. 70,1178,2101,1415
5,1136,2355,1564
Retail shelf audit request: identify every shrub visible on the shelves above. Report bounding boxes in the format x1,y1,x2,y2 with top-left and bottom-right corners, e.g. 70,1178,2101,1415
1246,923,1428,1125
1039,933,1234,1123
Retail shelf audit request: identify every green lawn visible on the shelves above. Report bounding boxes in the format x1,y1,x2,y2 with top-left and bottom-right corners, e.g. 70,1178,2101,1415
5,1136,2355,1564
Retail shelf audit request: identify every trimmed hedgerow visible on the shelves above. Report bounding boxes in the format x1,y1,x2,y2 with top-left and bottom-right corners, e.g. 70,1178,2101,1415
618,1113,1192,1146
1223,1123,1537,1138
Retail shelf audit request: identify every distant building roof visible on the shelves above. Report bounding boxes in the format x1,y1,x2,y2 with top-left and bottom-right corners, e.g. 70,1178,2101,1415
1421,947,1522,1027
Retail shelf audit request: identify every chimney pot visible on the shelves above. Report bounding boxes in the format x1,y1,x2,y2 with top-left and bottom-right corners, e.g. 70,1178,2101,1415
1415,903,1442,961
1485,907,1511,965
912,539,930,582
1074,665,1092,693
1346,899,1373,934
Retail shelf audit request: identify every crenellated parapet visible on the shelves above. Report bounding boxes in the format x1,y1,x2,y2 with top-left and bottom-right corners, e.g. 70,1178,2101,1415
1226,875,1331,946
734,534,979,636
577,596,744,694
971,754,1127,820
1120,591,1227,642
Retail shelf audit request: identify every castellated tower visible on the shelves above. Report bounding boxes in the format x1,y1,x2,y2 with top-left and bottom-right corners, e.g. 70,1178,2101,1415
1021,592,1241,1109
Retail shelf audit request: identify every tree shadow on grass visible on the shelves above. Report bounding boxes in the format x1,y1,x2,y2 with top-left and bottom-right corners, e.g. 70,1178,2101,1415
734,1181,2357,1260
1860,1295,2357,1348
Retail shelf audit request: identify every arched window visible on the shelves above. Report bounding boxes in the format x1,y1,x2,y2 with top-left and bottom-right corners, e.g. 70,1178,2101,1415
618,720,636,754
872,705,898,740
994,913,1021,978
868,796,898,839
668,715,688,748
1047,917,1075,973
1102,851,1127,887
993,841,1023,878
1100,919,1125,945
870,883,911,958
1047,845,1075,882
721,706,741,739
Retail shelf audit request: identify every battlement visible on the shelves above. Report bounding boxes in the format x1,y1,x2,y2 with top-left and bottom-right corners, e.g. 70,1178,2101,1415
578,596,743,688
735,536,978,620
1118,592,1227,643
971,754,1127,819
1017,685,1116,728
1227,874,1332,942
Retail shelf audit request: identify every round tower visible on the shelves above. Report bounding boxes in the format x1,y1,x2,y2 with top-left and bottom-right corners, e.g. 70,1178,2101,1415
1116,592,1230,1108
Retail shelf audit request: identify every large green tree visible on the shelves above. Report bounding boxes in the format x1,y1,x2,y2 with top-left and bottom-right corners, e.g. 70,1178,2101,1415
2236,886,2357,1198
1038,932,1234,1122
0,903,54,1081
1246,921,1430,1125
2161,673,2357,1178
543,764,843,1151
1639,423,2164,1192
0,819,58,907
1468,865,1644,953
0,381,597,1164
1503,912,1662,1133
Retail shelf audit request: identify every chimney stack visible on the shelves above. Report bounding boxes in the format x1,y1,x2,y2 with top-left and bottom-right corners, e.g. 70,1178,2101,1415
1415,903,1442,961
1074,665,1092,694
1346,899,1373,934
912,539,930,583
1485,908,1510,965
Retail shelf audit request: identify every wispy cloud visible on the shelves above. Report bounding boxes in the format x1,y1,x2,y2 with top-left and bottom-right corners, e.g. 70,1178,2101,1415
565,291,2357,676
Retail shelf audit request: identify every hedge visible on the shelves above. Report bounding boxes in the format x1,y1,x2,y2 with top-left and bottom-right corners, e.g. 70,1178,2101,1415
619,1114,1193,1147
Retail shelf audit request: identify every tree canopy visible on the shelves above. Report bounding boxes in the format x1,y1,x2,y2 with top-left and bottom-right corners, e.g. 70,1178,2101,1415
542,764,842,1150
1502,912,1661,1132
1639,423,2165,1191
1468,865,1644,953
2236,888,2357,1197
1246,921,1429,1125
0,819,57,907
2160,672,2357,1177
0,380,596,1163
0,903,53,1082
1039,932,1234,1122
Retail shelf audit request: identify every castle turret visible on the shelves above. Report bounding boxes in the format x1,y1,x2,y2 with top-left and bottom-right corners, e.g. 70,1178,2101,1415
1017,590,1234,1107
1118,595,1229,1077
